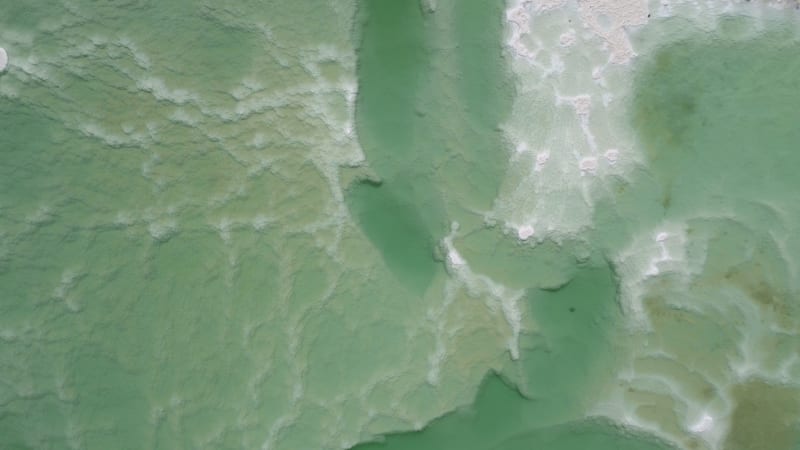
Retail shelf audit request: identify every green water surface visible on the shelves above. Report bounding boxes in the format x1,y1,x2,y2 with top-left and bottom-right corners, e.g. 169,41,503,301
3,2,800,450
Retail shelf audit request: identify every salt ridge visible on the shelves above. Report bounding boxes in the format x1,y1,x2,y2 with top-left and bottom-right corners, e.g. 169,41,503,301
442,223,525,360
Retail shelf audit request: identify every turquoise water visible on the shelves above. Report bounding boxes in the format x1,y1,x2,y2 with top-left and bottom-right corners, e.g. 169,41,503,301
2,1,800,449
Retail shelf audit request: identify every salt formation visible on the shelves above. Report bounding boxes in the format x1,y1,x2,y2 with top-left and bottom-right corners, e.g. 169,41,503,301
496,0,648,239
0,47,7,72
517,224,535,240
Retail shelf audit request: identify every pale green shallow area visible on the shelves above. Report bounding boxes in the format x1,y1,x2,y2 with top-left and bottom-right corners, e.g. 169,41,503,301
2,2,800,450
0,1,517,449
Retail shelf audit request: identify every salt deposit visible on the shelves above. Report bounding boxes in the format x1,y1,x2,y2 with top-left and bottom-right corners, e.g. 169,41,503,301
517,224,535,240
689,412,714,433
604,148,619,165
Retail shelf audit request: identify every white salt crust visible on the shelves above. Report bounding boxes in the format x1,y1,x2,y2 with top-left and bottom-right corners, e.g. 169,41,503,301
0,47,7,72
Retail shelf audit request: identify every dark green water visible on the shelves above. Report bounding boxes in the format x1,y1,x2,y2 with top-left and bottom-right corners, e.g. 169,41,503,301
348,0,513,295
353,373,675,450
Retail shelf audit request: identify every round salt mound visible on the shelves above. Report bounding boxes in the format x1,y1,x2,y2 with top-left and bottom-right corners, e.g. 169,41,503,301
0,47,7,72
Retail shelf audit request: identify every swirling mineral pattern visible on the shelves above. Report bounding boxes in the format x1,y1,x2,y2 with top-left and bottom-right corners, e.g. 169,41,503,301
1,1,799,450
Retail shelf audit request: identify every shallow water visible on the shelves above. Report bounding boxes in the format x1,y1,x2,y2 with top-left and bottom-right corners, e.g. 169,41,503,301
2,1,800,449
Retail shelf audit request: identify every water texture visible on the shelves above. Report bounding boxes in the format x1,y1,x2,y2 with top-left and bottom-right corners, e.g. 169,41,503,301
2,1,800,450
